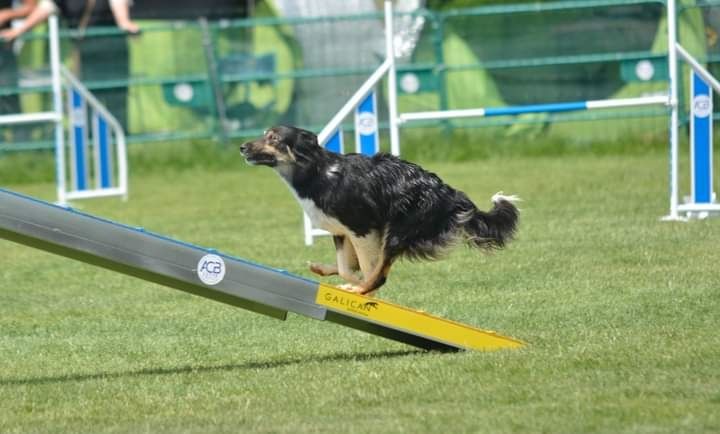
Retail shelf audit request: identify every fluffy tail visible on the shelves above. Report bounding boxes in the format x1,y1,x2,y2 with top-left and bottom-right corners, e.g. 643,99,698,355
464,192,520,250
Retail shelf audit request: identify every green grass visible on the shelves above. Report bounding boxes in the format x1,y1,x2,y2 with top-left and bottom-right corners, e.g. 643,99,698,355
0,120,671,186
1,153,719,433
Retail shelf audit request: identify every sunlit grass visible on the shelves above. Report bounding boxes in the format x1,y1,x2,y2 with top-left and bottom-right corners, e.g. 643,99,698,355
1,153,718,433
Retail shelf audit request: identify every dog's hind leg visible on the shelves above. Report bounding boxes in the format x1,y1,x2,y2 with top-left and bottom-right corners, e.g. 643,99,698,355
339,257,394,296
340,231,393,296
357,258,394,297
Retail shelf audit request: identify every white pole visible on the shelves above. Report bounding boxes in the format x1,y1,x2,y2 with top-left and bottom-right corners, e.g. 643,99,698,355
48,14,66,205
115,122,128,200
317,59,391,146
60,67,124,134
384,0,400,156
303,214,313,246
666,0,681,220
400,108,487,123
585,95,669,109
676,43,720,94
0,112,59,124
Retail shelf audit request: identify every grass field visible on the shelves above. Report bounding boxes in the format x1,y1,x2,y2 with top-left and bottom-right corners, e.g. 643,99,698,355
1,152,719,433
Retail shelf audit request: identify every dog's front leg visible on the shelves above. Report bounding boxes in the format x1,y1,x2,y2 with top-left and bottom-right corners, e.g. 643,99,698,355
334,235,362,285
308,263,338,276
309,235,361,284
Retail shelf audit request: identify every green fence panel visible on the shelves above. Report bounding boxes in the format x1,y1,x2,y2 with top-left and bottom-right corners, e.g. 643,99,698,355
0,0,717,153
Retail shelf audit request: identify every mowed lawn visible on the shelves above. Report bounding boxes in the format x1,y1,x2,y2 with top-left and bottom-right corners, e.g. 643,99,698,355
1,153,718,434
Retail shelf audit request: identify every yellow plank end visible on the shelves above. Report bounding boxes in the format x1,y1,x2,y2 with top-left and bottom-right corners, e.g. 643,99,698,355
316,284,525,351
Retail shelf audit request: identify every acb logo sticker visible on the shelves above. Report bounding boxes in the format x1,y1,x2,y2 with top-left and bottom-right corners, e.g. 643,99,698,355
197,254,226,285
356,112,377,136
693,94,712,118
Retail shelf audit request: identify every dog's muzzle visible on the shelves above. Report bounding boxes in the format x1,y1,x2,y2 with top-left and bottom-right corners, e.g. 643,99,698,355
239,141,276,166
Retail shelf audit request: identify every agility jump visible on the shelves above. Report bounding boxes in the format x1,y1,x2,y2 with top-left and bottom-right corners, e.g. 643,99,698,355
0,188,523,352
0,15,128,206
302,0,718,246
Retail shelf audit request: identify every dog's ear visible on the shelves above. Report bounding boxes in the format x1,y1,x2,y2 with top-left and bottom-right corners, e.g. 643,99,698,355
294,129,319,150
290,129,321,164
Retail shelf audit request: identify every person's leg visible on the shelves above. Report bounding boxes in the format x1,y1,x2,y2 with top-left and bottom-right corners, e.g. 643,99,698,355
109,0,139,34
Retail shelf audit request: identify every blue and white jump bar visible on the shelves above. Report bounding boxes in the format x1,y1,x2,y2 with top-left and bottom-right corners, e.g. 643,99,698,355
397,95,669,124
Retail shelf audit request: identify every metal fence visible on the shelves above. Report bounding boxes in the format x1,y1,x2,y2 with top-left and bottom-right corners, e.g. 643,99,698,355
0,0,717,152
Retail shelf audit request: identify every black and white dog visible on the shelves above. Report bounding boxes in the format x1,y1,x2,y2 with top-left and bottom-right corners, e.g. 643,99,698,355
240,125,519,296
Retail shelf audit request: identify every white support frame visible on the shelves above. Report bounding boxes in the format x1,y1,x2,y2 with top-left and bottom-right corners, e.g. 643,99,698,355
48,14,67,204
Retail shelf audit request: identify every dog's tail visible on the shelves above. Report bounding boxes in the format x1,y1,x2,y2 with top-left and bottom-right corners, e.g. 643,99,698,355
463,192,519,250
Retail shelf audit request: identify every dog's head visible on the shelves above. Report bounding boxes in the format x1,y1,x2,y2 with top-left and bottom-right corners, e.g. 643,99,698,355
240,125,320,169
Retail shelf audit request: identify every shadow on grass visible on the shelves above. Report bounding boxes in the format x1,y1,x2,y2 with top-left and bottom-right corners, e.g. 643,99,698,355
1,349,424,387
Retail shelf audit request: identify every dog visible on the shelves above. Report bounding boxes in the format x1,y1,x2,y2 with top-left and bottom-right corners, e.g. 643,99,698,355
240,125,519,296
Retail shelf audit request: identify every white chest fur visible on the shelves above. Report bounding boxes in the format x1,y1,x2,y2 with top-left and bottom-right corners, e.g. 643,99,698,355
278,176,349,235
298,197,349,235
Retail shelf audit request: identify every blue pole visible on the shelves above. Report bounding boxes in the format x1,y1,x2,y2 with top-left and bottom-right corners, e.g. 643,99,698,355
484,101,588,117
355,91,379,156
691,71,713,204
97,116,112,189
71,89,87,191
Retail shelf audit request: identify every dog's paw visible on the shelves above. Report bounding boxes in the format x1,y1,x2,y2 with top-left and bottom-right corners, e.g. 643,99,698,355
337,283,378,297
337,283,363,293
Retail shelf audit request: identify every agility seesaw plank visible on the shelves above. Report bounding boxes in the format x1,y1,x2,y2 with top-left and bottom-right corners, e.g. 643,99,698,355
0,188,524,351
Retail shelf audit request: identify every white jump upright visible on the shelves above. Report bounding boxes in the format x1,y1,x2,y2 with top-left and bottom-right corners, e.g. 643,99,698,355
0,14,127,205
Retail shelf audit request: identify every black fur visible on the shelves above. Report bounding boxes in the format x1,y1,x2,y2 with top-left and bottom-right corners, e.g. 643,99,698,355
241,125,519,291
